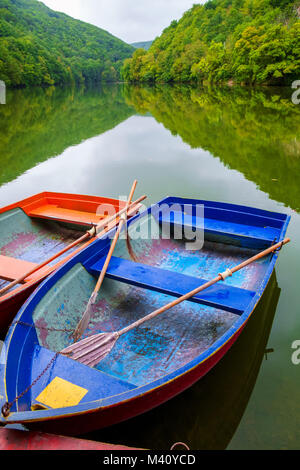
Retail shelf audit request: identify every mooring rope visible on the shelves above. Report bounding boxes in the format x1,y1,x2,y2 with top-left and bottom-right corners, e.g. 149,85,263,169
2,351,60,418
1,320,76,418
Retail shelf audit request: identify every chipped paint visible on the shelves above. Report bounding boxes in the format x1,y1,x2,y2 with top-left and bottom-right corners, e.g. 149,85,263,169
30,217,270,386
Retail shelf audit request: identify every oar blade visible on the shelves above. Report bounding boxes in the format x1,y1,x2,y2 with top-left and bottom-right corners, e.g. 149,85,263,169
61,332,119,367
72,292,97,343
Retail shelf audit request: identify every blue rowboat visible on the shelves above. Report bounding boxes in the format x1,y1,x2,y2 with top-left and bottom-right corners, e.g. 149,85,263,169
0,197,290,436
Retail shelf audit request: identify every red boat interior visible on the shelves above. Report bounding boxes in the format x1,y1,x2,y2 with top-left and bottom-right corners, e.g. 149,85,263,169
0,192,129,294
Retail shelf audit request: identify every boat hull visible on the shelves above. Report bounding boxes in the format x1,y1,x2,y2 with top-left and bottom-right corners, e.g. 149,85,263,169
25,316,248,437
0,428,140,450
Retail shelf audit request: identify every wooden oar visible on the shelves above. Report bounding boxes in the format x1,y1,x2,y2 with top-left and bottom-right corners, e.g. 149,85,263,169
0,194,146,297
72,180,138,342
62,237,291,367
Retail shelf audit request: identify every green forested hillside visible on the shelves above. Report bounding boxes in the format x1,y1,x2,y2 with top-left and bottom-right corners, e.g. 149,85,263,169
124,84,300,210
122,0,300,85
0,0,134,87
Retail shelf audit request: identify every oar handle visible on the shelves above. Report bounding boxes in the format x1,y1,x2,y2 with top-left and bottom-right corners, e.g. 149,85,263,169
118,238,291,337
93,180,138,295
230,238,290,274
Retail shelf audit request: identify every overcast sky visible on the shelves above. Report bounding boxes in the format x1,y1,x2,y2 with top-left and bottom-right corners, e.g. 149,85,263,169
40,1,206,44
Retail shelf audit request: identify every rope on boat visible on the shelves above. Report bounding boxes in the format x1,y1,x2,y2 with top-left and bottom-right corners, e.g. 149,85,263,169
170,442,190,450
10,320,75,334
271,238,284,252
275,241,284,252
1,320,79,417
1,352,60,418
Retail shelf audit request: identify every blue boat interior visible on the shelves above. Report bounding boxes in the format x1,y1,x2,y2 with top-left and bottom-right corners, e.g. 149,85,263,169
1,198,290,415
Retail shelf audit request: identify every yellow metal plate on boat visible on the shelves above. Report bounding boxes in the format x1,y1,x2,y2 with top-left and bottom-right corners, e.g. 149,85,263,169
35,377,88,409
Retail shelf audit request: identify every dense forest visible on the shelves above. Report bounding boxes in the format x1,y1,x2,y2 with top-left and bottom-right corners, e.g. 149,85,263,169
122,0,300,85
124,84,300,210
0,0,134,87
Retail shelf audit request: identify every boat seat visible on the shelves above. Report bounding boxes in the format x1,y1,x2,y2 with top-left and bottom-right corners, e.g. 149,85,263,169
86,256,256,315
28,204,106,226
158,211,282,249
30,346,136,410
0,255,50,283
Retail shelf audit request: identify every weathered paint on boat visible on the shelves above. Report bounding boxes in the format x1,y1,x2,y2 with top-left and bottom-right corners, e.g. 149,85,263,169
0,197,290,436
90,272,280,450
0,427,141,450
0,192,140,333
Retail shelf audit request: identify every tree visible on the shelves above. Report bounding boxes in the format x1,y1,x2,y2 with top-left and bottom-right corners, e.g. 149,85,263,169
122,0,300,85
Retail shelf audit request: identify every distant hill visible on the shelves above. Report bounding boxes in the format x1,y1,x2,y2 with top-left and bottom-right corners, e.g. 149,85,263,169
122,0,300,85
0,0,135,87
131,41,153,51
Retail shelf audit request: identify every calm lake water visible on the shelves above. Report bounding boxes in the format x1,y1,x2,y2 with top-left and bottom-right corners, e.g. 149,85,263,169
0,83,299,450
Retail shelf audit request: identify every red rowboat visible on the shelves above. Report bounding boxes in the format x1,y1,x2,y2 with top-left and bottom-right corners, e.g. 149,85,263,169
0,427,140,450
0,192,140,333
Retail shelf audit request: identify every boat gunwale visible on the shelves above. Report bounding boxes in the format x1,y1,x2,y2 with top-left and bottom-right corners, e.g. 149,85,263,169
0,191,130,215
0,197,291,425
